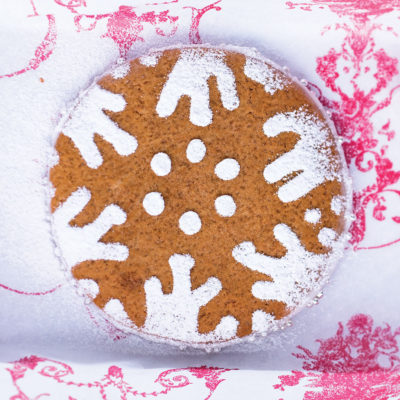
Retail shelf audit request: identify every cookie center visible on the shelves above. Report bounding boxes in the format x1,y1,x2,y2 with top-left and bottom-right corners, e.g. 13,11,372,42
143,141,240,235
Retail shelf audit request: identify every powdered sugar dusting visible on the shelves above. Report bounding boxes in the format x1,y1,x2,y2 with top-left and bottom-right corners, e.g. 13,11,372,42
139,52,161,67
76,279,99,299
104,299,134,328
53,187,129,268
49,45,352,349
305,208,321,224
215,195,236,217
331,195,345,215
186,139,206,163
318,227,337,248
63,84,137,169
143,254,238,342
215,158,240,180
263,109,339,203
111,59,130,79
233,224,338,308
244,56,287,95
252,311,277,334
150,152,171,176
179,211,202,235
143,192,165,216
156,48,239,126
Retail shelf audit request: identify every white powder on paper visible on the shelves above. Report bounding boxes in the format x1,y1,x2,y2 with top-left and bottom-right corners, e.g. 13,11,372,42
156,48,239,126
76,279,99,299
263,109,339,202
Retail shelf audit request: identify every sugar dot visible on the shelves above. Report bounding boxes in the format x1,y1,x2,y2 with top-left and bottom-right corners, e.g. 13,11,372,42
304,208,321,224
186,139,206,163
215,158,240,180
151,152,171,176
215,195,236,217
318,227,337,247
143,192,164,216
179,211,201,235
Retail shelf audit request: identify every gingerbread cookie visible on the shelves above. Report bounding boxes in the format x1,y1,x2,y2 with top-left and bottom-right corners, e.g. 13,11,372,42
50,45,352,348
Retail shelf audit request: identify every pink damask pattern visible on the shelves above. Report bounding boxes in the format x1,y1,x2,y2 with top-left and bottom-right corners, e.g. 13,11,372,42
275,314,400,400
0,0,221,77
287,0,400,250
5,357,230,399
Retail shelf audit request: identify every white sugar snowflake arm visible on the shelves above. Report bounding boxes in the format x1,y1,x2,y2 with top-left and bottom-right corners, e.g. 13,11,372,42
53,187,129,268
233,223,326,307
156,49,239,127
144,254,221,313
244,57,286,95
144,254,238,342
63,85,138,169
159,255,221,305
263,110,338,202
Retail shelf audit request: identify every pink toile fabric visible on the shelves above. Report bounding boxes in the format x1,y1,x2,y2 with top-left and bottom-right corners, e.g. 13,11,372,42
0,0,400,398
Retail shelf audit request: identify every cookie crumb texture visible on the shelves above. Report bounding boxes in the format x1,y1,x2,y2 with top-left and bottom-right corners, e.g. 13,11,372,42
50,46,350,347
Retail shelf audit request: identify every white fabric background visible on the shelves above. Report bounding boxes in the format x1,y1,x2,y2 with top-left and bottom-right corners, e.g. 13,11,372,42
0,0,399,397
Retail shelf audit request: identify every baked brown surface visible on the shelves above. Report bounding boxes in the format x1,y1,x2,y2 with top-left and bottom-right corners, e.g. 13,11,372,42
51,47,346,339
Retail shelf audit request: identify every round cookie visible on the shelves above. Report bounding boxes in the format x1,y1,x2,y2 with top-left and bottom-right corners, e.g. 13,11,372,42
49,45,352,349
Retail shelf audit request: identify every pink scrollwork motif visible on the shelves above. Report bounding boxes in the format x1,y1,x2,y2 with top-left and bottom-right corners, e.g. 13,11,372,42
0,283,62,296
287,0,400,250
0,0,222,78
0,14,57,79
157,366,231,400
4,357,231,400
73,6,179,58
